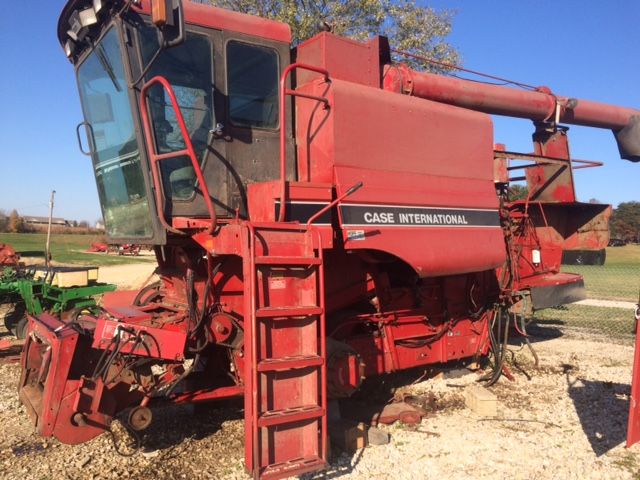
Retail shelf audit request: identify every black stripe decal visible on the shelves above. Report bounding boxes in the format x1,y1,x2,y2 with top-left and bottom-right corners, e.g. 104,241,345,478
274,202,332,224
339,204,500,228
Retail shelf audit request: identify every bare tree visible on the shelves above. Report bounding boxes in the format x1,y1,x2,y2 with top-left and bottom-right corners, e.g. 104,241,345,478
8,210,24,233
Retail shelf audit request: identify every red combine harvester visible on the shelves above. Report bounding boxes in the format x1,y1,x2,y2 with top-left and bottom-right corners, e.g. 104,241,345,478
20,0,639,478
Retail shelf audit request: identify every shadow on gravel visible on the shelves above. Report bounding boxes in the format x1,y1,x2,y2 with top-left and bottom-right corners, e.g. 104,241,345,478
567,375,629,456
526,322,565,343
303,367,469,479
136,400,244,451
302,449,366,480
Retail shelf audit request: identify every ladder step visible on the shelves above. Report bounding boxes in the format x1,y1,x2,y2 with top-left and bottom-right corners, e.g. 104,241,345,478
258,405,324,427
255,256,322,266
257,355,324,372
260,456,326,479
255,306,322,318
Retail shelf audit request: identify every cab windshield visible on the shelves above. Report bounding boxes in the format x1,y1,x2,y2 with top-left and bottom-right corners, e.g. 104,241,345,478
77,27,152,238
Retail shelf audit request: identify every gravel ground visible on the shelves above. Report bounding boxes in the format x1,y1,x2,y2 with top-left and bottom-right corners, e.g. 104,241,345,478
1,328,640,479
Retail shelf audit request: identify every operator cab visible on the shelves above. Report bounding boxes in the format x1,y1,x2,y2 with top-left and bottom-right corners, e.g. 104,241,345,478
58,0,293,243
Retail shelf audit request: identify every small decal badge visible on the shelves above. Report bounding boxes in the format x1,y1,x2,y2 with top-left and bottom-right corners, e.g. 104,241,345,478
347,230,366,241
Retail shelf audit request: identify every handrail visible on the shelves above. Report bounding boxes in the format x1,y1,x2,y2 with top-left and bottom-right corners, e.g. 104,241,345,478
306,181,363,227
278,63,331,222
139,75,217,235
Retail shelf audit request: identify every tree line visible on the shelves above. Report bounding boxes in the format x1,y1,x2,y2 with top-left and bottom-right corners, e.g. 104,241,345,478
610,201,640,243
0,210,101,234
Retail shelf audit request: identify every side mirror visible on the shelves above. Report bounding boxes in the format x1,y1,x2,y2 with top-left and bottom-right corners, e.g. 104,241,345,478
151,0,185,48
131,0,185,86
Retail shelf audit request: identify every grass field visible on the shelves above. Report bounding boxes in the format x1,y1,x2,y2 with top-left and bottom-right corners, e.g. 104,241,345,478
563,244,640,302
534,304,635,341
534,244,640,340
0,233,155,266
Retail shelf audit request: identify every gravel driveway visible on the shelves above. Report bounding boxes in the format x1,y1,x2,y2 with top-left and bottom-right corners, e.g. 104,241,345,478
1,329,639,479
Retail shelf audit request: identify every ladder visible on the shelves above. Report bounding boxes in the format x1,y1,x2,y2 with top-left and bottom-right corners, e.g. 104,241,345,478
243,224,328,480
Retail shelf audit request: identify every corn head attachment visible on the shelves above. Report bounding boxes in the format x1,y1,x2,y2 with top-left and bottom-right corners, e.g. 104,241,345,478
19,313,114,444
19,300,190,444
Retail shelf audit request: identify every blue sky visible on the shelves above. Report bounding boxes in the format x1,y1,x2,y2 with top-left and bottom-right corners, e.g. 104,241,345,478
0,1,638,222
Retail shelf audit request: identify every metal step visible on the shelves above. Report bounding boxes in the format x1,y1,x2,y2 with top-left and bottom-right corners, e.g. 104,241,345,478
255,306,322,318
255,256,322,266
258,405,324,427
244,225,327,479
257,355,324,372
260,456,327,480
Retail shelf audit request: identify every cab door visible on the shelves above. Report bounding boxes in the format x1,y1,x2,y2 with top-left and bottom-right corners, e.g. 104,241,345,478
220,32,294,218
132,21,230,221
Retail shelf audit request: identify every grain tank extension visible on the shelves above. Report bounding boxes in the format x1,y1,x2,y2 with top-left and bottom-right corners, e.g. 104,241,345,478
19,1,640,478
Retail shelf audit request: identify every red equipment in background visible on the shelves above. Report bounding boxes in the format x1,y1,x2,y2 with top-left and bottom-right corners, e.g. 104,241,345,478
86,242,108,253
20,1,640,478
0,244,20,267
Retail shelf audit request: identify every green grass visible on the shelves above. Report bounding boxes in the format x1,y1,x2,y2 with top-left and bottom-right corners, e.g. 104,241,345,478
562,245,640,302
535,304,635,340
0,233,155,266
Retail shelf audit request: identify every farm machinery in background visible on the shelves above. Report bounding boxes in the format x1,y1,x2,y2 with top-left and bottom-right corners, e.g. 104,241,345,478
0,244,20,267
0,243,115,350
18,0,639,478
87,242,144,255
86,242,109,253
1,266,116,339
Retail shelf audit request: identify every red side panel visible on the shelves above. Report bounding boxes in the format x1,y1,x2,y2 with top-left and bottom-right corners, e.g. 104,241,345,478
295,33,380,87
295,78,505,276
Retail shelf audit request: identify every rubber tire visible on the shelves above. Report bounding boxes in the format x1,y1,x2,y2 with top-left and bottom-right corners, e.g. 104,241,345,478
14,316,28,340
133,281,162,307
3,302,27,339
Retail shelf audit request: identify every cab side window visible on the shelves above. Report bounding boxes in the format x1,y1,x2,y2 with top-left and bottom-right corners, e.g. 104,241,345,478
226,41,279,129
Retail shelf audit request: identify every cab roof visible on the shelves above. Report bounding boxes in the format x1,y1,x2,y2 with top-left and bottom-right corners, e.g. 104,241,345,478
58,0,292,51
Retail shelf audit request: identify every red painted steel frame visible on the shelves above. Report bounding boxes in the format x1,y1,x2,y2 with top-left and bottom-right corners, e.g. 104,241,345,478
278,63,330,221
245,223,259,473
315,228,328,467
241,222,327,478
139,75,217,234
627,305,640,447
170,385,243,404
92,317,187,361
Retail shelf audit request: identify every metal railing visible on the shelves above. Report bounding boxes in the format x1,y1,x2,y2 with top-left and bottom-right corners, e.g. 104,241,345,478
277,63,331,222
139,76,217,234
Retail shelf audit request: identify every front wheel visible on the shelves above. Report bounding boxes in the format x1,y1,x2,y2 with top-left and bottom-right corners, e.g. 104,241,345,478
3,302,28,339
